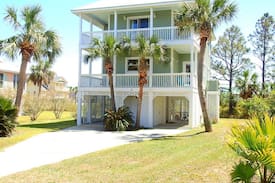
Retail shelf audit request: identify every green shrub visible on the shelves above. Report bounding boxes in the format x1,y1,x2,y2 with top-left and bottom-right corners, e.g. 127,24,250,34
0,96,17,137
266,90,275,116
237,96,269,119
104,106,134,131
228,114,275,182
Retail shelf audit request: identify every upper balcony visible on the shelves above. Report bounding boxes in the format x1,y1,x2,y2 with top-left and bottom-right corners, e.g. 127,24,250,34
79,73,197,91
80,26,198,48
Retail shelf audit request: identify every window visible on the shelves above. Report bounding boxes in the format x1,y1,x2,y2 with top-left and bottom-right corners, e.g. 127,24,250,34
183,62,191,73
126,58,150,72
129,17,149,29
0,73,4,88
13,74,18,89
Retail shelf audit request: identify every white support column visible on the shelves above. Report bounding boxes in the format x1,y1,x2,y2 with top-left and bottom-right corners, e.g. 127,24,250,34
114,11,117,38
189,94,193,128
188,92,197,128
148,92,154,128
108,14,110,30
77,92,82,125
77,17,83,126
87,96,91,123
170,48,174,86
149,57,153,87
171,48,174,73
150,8,154,37
190,45,194,88
195,49,198,76
171,10,174,40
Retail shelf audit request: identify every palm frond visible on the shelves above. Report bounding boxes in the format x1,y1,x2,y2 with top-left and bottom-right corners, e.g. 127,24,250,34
4,6,21,29
21,5,44,34
41,30,62,63
0,36,21,60
228,114,275,181
231,161,256,183
175,0,237,36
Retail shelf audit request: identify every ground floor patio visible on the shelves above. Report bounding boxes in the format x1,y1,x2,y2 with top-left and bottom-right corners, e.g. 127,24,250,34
77,90,204,128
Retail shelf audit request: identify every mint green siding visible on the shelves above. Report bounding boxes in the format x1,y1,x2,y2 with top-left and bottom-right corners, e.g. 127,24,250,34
110,14,126,29
207,80,219,91
153,10,171,27
116,55,126,74
173,53,191,73
115,50,191,74
180,54,190,61
173,50,182,73
109,10,171,30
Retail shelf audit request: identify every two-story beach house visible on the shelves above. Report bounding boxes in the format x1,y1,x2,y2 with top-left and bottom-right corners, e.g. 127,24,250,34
72,0,219,128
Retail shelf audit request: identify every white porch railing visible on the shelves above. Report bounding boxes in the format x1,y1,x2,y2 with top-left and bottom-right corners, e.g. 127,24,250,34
81,26,193,46
80,73,193,88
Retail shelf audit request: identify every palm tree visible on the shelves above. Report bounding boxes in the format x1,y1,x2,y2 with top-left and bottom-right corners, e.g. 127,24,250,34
228,114,275,183
0,5,61,111
28,60,55,95
235,70,259,99
69,86,78,103
86,35,130,112
175,0,237,132
135,34,166,129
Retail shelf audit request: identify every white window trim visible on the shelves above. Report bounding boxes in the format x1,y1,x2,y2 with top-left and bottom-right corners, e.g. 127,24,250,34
127,15,150,29
125,57,152,73
182,61,191,73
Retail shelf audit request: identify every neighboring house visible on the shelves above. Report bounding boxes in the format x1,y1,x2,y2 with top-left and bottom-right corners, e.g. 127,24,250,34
0,61,19,98
72,0,219,128
27,75,69,98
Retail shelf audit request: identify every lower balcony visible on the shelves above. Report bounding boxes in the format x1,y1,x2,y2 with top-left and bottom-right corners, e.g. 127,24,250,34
80,73,196,89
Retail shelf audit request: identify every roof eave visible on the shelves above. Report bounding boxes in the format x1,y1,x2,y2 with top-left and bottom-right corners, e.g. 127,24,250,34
71,0,193,16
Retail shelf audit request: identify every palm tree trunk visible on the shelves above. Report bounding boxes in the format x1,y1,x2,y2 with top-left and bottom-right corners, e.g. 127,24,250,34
136,57,147,129
15,58,28,114
38,82,42,96
108,73,116,112
105,57,116,112
263,167,267,183
136,86,143,129
198,37,212,132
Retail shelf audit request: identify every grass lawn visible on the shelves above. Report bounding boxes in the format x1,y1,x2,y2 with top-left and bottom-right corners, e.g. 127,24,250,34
0,111,76,150
0,118,244,183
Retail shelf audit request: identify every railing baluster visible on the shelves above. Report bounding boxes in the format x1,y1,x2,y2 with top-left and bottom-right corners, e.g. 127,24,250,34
80,70,193,89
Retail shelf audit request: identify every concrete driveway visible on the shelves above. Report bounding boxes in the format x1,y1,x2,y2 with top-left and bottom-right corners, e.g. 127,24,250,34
0,124,189,177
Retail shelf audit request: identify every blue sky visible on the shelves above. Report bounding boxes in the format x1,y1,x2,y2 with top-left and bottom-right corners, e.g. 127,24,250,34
0,0,274,86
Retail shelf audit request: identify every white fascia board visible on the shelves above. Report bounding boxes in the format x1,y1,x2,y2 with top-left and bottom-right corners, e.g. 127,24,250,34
72,0,193,15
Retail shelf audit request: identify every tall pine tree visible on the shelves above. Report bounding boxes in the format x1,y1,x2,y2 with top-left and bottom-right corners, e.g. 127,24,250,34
249,13,275,93
212,25,250,116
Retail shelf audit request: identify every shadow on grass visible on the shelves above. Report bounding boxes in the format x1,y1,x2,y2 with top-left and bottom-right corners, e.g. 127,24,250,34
152,131,206,141
118,131,206,143
19,120,76,130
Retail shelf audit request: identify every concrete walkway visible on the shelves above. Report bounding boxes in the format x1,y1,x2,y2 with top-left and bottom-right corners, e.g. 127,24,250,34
0,124,189,177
